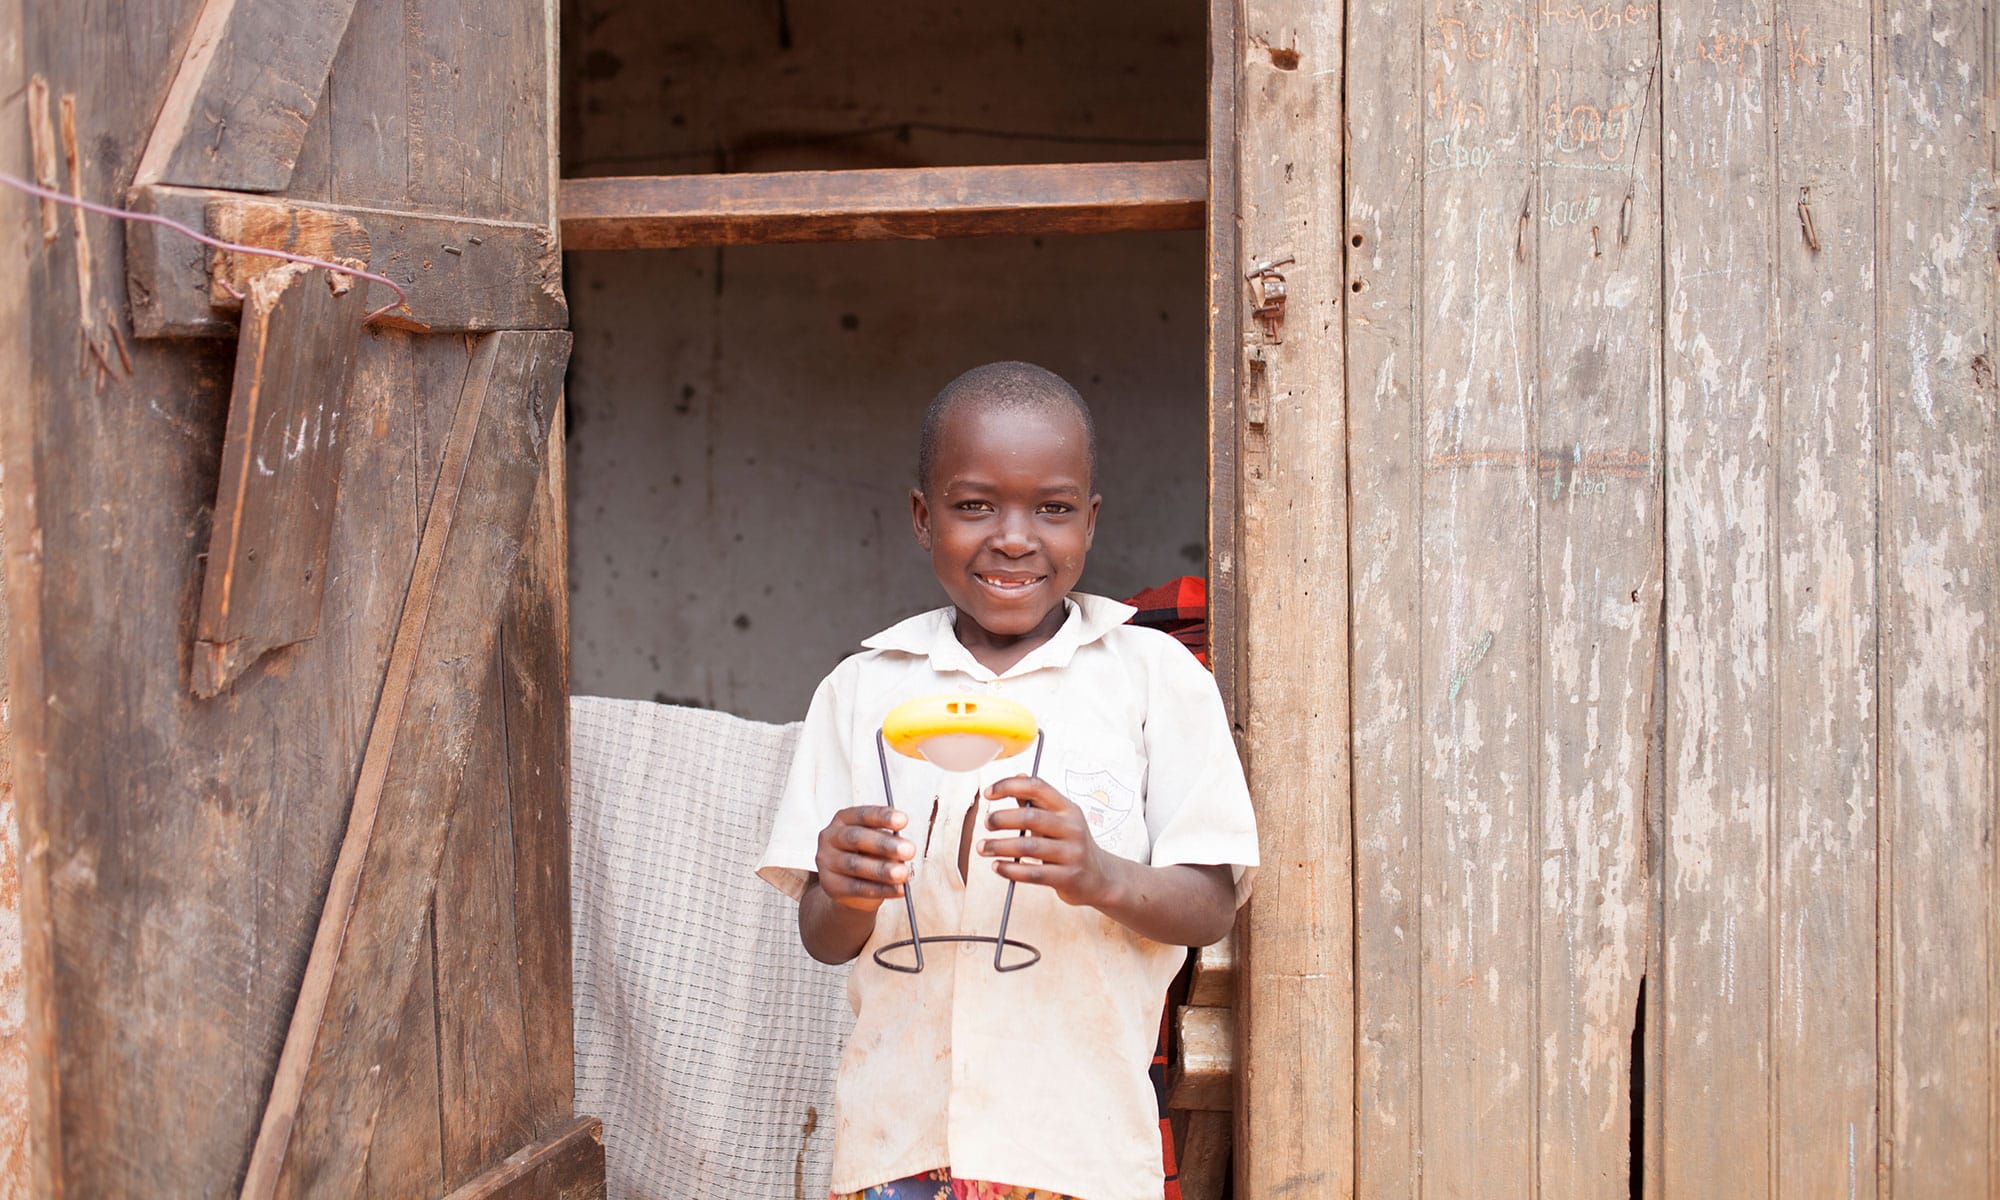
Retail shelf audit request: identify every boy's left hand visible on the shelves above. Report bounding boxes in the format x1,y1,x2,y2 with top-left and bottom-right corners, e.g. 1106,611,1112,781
975,776,1113,908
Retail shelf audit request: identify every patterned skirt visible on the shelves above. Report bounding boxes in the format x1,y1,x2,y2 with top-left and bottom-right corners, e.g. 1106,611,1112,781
834,1167,1082,1200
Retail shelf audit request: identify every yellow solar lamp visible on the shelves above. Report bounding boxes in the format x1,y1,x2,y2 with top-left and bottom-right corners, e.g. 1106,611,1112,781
882,694,1038,771
873,694,1045,973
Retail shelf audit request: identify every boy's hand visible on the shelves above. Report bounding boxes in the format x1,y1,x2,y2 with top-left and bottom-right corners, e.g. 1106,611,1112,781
814,806,916,911
976,777,1116,909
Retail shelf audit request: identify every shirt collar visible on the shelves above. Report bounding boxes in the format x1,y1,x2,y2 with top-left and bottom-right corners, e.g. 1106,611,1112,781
861,592,1137,680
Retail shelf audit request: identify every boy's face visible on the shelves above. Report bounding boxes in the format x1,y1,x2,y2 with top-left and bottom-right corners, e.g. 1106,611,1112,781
911,400,1101,651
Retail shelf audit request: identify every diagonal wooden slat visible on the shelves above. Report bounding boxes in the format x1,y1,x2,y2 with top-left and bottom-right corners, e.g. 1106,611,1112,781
133,0,361,193
238,329,570,1200
437,1117,604,1200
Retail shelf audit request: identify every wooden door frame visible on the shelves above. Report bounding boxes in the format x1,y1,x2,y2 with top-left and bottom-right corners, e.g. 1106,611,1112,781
1208,1,1356,1197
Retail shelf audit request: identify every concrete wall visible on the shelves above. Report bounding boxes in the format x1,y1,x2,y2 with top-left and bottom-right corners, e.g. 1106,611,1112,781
561,0,1208,722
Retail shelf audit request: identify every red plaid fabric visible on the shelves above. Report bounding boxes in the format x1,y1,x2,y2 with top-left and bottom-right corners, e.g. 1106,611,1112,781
1122,576,1208,665
1121,577,1209,1200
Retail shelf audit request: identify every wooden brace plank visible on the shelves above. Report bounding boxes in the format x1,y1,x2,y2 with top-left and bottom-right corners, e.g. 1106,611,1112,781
192,262,365,697
558,160,1206,250
238,329,571,1200
133,0,361,193
1176,1111,1231,1200
1170,1005,1235,1114
438,1117,605,1200
125,185,567,337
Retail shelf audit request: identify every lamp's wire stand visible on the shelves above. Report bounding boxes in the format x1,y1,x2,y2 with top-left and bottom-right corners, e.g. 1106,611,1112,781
870,730,1045,973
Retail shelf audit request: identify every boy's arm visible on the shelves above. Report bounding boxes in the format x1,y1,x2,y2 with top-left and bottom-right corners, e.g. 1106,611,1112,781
799,876,883,963
979,777,1238,946
1077,859,1237,947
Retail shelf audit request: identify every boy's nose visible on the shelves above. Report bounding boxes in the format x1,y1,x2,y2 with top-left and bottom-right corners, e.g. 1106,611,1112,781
990,510,1034,555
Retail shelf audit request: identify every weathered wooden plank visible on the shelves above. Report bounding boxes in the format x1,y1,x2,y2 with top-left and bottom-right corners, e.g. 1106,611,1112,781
1205,0,1241,723
502,404,576,1130
125,186,566,337
1769,6,1880,1196
434,434,577,1192
434,643,538,1187
1185,936,1234,1008
1659,1,1779,1194
317,0,406,210
437,1117,605,1200
131,0,361,193
1531,6,1662,1196
353,915,447,1198
1878,1,1996,1193
240,330,570,1200
1170,1005,1234,1113
1343,0,1422,1191
559,161,1206,250
192,262,365,697
1415,2,1539,1194
306,0,554,227
1176,1111,1230,1200
122,182,219,337
0,6,52,1198
1230,2,1353,1197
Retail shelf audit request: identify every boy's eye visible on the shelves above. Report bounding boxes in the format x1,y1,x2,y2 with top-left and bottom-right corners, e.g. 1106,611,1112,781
954,500,993,513
1038,502,1073,515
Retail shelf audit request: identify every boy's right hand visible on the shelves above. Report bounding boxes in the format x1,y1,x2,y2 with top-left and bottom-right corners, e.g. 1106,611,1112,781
814,806,916,911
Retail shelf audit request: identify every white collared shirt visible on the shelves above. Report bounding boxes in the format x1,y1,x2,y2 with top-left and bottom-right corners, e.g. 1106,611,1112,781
757,594,1258,1200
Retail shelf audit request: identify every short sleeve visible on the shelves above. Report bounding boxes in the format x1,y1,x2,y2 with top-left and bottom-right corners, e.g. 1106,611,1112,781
1138,635,1260,905
755,663,857,901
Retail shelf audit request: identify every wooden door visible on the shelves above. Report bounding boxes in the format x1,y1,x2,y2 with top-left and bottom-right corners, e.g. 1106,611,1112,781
2,1,598,1196
1218,0,1996,1197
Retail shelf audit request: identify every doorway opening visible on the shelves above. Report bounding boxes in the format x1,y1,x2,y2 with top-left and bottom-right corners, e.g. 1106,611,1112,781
558,0,1212,722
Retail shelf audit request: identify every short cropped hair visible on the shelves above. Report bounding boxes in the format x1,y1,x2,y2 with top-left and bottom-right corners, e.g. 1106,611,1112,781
916,361,1099,493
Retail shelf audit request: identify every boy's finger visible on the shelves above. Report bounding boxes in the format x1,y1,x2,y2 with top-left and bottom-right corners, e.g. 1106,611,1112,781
984,775,1070,809
976,835,1071,864
829,850,911,885
983,804,1039,833
840,805,909,831
984,804,1082,837
830,823,915,860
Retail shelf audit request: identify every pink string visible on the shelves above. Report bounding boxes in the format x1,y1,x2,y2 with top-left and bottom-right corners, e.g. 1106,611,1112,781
0,169,411,323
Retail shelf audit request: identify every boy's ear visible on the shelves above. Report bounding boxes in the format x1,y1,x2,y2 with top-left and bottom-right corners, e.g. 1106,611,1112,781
910,487,932,550
1083,492,1102,551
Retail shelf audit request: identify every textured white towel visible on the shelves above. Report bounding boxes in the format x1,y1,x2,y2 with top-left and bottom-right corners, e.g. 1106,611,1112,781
571,696,850,1200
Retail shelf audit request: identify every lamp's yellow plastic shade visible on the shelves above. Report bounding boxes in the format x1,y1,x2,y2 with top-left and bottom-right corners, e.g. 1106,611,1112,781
882,694,1039,772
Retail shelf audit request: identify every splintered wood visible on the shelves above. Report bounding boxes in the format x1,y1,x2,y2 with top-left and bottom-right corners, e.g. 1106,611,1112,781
193,262,364,697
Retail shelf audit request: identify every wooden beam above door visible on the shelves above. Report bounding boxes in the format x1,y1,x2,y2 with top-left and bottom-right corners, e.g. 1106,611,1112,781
557,160,1205,250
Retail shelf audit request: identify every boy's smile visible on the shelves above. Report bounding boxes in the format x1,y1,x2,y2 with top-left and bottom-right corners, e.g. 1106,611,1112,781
911,401,1100,670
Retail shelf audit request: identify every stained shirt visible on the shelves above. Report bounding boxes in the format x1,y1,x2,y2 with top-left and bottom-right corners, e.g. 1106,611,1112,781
756,594,1259,1200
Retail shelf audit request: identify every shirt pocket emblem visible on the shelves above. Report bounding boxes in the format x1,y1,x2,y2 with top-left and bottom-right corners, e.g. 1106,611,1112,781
1065,767,1137,841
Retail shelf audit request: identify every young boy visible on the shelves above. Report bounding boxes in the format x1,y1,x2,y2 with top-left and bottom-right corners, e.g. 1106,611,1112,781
757,362,1258,1200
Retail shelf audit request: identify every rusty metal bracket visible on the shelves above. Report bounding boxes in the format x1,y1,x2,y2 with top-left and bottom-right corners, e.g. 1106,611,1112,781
1245,255,1294,342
